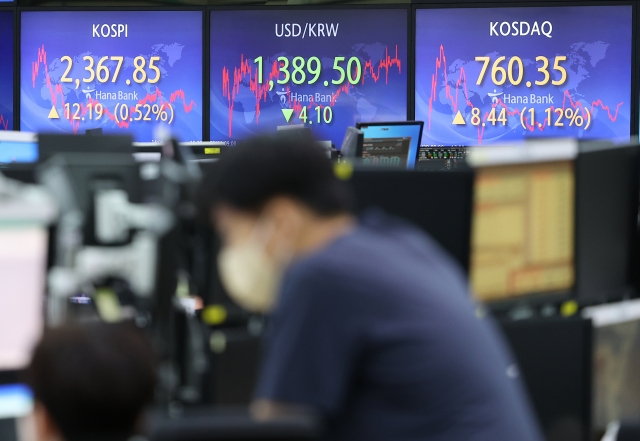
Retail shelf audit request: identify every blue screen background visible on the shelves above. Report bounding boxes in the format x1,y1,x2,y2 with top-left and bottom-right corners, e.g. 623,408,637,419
415,6,632,146
0,142,38,164
210,9,408,147
0,12,13,131
21,11,203,142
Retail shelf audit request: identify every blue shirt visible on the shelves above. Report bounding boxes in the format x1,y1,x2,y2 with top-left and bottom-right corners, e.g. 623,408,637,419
255,211,543,441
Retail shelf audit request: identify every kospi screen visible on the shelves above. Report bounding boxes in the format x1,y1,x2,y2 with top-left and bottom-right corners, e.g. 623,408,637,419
21,11,203,141
0,11,13,130
415,6,632,147
210,8,408,147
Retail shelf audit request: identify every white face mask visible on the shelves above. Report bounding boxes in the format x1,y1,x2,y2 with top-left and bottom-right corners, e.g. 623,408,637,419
217,222,285,313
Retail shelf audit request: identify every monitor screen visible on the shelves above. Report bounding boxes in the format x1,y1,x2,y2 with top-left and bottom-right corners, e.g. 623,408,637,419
132,142,162,162
415,6,632,147
20,11,203,142
210,8,408,147
586,300,640,432
575,143,639,303
357,122,422,169
0,12,12,131
0,133,38,165
349,169,474,272
0,142,37,165
500,317,592,441
0,385,33,419
132,141,226,162
181,142,225,161
0,227,47,371
470,161,575,301
37,134,133,165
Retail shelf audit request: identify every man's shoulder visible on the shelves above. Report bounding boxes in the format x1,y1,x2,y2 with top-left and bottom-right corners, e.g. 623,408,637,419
277,231,376,312
282,245,347,291
279,210,469,308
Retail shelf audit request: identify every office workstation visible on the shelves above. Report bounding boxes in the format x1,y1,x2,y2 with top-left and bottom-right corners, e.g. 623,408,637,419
1,1,640,441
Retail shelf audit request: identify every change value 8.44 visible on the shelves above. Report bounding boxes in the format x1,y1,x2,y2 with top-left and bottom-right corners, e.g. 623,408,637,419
464,106,592,131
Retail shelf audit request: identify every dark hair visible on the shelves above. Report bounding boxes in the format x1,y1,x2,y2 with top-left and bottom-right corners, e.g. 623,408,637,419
25,323,157,441
199,132,353,216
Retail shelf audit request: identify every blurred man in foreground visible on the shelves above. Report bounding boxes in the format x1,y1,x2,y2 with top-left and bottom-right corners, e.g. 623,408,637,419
26,323,156,441
202,133,543,441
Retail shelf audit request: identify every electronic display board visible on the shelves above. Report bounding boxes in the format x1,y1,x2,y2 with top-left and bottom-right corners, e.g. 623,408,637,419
210,8,408,147
21,11,203,142
0,11,13,131
415,6,632,147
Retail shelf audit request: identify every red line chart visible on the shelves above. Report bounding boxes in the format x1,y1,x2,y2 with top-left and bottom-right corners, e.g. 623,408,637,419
0,115,9,131
221,45,402,138
426,45,624,144
31,45,197,133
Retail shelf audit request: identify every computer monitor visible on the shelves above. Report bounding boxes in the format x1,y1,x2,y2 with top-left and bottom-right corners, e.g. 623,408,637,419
21,10,203,142
415,147,467,171
0,226,47,371
38,134,133,164
500,317,592,441
276,125,312,138
348,168,473,272
340,127,364,159
132,142,162,163
0,132,37,166
181,142,230,162
133,142,228,163
0,132,38,183
356,121,424,169
469,148,576,302
0,384,33,441
584,300,640,434
574,142,639,303
414,5,632,147
150,407,320,441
